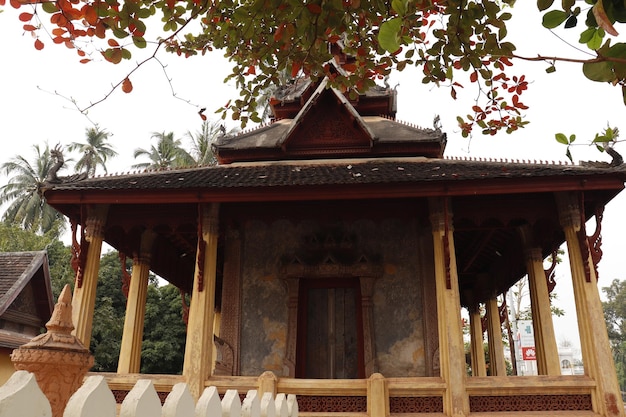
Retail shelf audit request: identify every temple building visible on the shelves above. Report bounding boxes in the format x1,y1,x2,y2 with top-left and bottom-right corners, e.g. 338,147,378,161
41,73,626,417
0,251,54,384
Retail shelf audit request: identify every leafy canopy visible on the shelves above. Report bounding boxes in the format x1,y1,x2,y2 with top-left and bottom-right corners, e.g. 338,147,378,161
3,0,626,135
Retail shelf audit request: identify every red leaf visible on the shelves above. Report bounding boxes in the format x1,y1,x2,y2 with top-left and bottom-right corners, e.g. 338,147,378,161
247,65,256,75
83,4,98,25
107,38,119,47
10,0,22,8
343,63,357,73
306,3,322,14
19,12,33,21
121,77,133,93
291,61,301,78
23,24,37,31
470,71,478,82
34,38,44,50
79,58,91,63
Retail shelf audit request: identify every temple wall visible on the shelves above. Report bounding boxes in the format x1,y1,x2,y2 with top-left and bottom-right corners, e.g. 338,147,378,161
238,217,432,378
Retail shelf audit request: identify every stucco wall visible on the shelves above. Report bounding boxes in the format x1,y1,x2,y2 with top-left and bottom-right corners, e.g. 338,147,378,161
238,217,432,377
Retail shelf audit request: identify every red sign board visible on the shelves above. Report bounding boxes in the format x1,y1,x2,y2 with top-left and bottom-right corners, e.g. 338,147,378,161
522,347,537,361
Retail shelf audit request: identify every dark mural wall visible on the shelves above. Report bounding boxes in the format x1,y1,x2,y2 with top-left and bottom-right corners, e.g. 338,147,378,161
239,217,433,377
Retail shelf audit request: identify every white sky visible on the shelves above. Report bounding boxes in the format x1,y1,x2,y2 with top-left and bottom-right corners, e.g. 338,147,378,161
1,2,625,358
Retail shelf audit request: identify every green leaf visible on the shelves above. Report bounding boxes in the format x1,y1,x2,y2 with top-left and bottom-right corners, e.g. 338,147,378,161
42,1,59,13
555,133,569,144
579,27,596,43
542,10,568,28
378,17,402,53
582,60,615,82
546,65,557,73
537,0,555,11
132,36,147,48
391,0,407,15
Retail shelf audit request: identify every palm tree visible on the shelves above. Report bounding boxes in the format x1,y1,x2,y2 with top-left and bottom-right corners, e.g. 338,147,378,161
184,120,238,166
68,126,118,176
132,131,194,170
0,143,65,235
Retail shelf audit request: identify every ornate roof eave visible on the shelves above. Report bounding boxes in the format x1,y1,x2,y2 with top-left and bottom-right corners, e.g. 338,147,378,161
42,158,626,208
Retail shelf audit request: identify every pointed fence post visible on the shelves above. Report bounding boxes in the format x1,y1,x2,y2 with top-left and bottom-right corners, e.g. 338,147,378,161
0,371,52,417
162,383,195,417
260,392,276,417
274,394,288,417
64,375,116,417
222,390,242,417
119,380,161,417
287,394,298,417
242,390,260,417
195,386,222,417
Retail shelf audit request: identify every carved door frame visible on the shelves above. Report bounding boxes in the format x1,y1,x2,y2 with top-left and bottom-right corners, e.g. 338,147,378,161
282,261,383,377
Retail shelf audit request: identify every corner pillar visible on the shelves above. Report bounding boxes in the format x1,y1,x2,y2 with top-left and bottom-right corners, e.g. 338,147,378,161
71,205,108,347
183,203,220,400
429,198,469,417
117,230,156,374
518,226,560,375
485,297,506,376
468,306,486,377
556,192,624,416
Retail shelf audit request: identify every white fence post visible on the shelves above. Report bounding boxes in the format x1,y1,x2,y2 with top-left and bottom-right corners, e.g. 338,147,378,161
222,389,242,417
0,370,52,417
63,375,116,417
163,382,195,417
274,394,288,417
260,392,275,417
119,379,161,417
287,394,298,417
242,390,259,417
0,371,297,417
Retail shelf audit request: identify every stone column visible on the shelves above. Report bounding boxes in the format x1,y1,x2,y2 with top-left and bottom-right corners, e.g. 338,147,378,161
183,203,220,400
117,230,156,374
518,226,560,375
12,285,94,417
485,297,506,376
428,198,469,417
72,205,108,347
468,306,486,377
556,192,624,416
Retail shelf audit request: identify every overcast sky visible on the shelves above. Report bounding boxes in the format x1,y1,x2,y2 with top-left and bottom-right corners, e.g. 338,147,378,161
1,2,625,356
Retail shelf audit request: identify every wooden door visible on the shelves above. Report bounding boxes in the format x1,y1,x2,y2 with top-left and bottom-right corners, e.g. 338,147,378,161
296,279,364,378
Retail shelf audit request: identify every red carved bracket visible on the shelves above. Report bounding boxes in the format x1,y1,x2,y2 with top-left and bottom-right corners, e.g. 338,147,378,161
587,205,604,282
577,193,592,283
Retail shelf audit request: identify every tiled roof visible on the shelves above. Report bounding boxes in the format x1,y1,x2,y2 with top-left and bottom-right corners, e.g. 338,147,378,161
0,251,49,315
43,157,626,193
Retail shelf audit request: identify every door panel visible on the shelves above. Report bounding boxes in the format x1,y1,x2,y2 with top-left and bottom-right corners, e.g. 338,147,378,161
298,279,363,378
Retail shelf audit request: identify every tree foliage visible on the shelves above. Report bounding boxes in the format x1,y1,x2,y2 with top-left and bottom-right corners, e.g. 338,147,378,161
0,144,66,234
67,126,118,176
132,131,194,169
90,251,187,373
602,278,626,391
3,0,625,135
